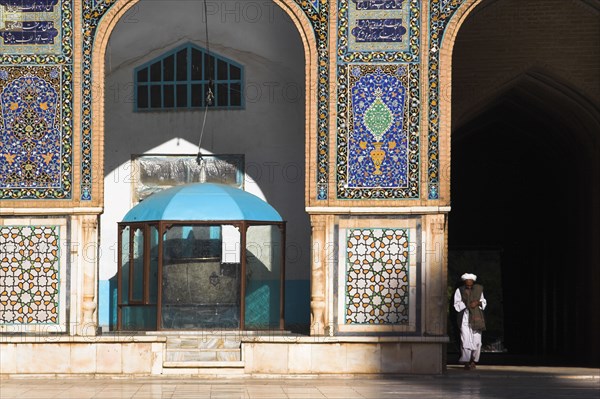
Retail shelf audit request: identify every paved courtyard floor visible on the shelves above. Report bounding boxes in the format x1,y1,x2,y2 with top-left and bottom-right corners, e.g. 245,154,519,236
0,366,598,399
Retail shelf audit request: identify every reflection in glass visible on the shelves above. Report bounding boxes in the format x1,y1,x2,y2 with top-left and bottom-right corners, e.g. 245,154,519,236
161,225,241,329
245,225,282,329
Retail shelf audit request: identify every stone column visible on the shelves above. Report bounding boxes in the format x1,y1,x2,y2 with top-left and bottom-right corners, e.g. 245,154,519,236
79,214,99,336
309,214,327,335
423,213,447,336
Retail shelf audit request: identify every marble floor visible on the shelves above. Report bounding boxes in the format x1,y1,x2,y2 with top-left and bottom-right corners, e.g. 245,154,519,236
0,366,598,399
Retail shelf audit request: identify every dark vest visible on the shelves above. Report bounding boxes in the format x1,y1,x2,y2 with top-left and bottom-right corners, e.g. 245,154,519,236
458,284,486,331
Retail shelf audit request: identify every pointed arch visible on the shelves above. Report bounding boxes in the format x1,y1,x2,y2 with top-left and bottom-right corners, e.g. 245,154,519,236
446,0,600,366
89,0,318,204
453,69,600,160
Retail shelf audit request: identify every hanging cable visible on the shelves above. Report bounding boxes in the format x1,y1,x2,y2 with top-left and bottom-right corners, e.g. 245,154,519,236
197,0,214,167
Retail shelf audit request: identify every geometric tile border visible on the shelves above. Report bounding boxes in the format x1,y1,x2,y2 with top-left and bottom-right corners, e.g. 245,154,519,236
427,0,466,199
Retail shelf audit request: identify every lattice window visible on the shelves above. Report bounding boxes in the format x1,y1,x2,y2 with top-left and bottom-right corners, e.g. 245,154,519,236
134,43,243,111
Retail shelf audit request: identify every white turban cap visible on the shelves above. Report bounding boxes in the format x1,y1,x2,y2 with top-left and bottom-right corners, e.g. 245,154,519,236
461,273,477,281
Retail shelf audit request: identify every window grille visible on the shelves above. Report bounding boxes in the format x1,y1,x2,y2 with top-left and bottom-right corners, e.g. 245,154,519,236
134,43,243,111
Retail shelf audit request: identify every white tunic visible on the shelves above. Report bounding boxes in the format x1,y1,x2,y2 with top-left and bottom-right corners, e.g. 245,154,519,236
454,288,487,362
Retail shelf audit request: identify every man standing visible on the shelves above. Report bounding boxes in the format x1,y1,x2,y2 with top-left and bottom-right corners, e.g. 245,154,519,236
454,273,487,370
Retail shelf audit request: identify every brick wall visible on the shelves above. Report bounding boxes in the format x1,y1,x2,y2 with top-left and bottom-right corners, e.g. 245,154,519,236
452,0,600,128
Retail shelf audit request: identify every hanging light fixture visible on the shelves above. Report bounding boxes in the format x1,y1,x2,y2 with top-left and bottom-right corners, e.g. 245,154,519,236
196,0,215,172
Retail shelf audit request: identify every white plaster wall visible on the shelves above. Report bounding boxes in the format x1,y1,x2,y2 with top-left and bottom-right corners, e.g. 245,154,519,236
99,0,309,325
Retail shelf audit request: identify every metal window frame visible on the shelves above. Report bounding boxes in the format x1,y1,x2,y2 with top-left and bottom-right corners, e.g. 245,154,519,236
133,42,245,112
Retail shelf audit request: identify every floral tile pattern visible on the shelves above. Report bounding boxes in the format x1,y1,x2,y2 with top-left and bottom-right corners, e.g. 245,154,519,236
0,0,73,199
337,63,419,198
0,65,72,199
337,0,421,199
0,225,60,324
345,228,409,324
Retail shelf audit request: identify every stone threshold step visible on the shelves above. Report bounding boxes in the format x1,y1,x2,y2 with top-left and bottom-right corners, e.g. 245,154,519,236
163,361,245,368
152,331,291,335
166,348,240,352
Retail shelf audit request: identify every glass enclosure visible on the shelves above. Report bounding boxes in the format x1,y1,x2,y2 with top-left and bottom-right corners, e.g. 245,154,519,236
117,221,285,331
245,225,284,329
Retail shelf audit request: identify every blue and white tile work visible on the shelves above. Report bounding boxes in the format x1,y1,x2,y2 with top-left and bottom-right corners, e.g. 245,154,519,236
0,65,72,199
345,228,409,324
0,0,72,62
0,0,72,200
0,0,463,203
338,0,420,63
337,1,420,200
0,1,59,55
427,0,466,199
337,63,419,199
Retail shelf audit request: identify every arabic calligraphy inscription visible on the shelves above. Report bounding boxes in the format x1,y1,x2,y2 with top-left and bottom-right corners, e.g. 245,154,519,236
0,0,62,53
348,0,411,51
352,19,406,43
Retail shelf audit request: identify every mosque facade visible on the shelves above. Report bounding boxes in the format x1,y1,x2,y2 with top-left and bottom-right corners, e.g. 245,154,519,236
1,0,599,375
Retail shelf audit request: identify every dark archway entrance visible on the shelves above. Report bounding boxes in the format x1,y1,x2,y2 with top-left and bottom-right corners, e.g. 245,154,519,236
450,73,599,365
449,1,600,367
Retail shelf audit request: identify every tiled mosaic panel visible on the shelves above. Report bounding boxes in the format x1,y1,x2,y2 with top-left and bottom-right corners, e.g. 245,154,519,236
349,66,407,187
0,225,60,324
427,0,467,199
82,0,330,201
337,63,419,199
338,0,420,63
0,0,73,62
345,228,409,324
0,65,72,199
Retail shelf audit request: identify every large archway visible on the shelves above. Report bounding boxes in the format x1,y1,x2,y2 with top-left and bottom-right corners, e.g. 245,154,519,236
92,0,317,332
90,0,318,196
445,0,600,366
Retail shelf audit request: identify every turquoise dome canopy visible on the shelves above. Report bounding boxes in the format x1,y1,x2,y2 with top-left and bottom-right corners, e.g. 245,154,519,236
122,183,282,222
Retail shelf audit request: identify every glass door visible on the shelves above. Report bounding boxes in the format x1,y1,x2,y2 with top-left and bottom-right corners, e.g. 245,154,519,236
160,224,242,329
